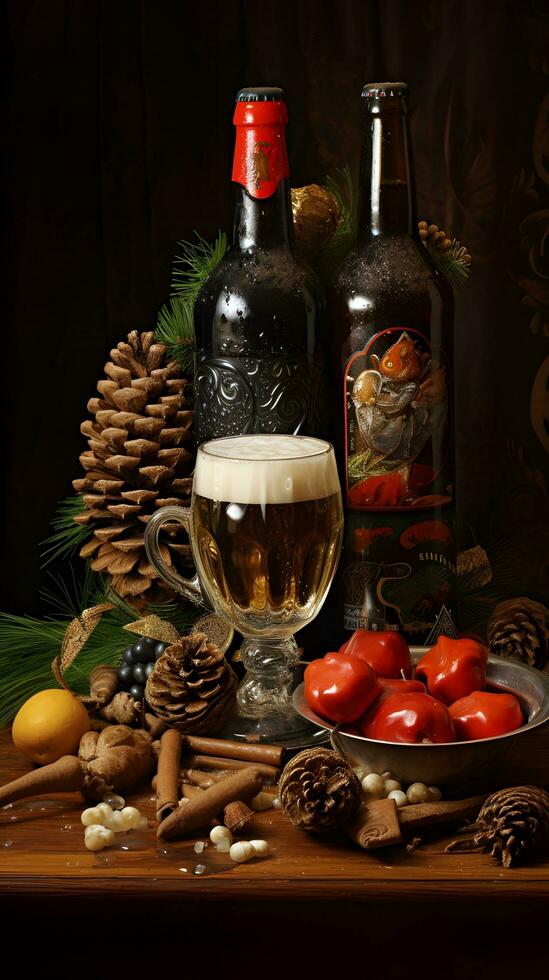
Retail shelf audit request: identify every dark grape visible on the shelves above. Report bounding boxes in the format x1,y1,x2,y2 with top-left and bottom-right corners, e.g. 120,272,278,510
130,684,145,700
134,637,156,662
145,661,155,678
155,642,167,661
132,663,147,685
117,664,133,688
123,646,138,666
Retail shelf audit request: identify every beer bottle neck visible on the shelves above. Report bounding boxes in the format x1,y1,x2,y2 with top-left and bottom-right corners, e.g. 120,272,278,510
231,96,292,252
233,181,292,251
358,100,417,240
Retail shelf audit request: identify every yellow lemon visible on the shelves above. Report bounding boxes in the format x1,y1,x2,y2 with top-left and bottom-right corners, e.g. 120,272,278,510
12,689,91,765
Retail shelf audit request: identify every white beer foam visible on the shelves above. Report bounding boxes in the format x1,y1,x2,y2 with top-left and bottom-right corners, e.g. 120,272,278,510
194,435,341,504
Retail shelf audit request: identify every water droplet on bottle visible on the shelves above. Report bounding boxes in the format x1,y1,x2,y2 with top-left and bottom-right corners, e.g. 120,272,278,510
193,864,207,876
194,841,205,854
3,840,14,848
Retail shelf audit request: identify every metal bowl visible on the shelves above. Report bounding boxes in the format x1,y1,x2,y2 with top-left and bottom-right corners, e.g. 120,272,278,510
293,648,549,786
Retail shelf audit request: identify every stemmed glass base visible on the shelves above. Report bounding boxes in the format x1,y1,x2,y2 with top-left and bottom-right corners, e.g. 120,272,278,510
220,636,327,746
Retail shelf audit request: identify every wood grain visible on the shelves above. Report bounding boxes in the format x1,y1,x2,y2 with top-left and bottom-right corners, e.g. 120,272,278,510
1,726,549,902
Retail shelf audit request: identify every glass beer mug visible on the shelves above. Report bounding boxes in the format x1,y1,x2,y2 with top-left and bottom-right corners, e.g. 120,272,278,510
144,434,343,742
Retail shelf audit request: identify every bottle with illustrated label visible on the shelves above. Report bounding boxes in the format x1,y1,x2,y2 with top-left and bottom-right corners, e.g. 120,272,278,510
193,87,327,444
329,83,456,642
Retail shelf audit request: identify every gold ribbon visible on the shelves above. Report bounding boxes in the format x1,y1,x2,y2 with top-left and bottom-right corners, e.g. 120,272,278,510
51,602,114,699
52,607,233,700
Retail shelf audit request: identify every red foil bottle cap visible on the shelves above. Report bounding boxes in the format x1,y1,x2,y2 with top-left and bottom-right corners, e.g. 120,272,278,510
232,87,290,199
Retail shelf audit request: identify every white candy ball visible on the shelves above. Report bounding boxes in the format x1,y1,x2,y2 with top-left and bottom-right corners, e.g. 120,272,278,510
427,786,442,802
81,806,104,827
387,790,409,808
406,782,430,804
136,815,149,832
210,825,233,847
96,802,113,822
229,841,255,863
384,779,402,795
249,839,269,856
105,810,126,833
119,806,141,830
84,824,115,852
361,773,385,798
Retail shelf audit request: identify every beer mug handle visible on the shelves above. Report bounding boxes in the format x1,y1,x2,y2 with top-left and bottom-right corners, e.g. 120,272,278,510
144,506,204,607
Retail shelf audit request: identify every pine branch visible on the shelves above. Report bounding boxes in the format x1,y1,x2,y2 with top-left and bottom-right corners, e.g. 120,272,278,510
430,238,471,287
155,295,195,374
320,164,358,274
0,569,201,726
171,231,228,306
40,495,91,567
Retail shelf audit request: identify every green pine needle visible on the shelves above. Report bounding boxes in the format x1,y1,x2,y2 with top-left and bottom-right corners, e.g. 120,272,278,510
171,231,228,306
155,295,195,374
0,566,201,726
429,238,471,288
320,164,359,275
40,495,91,567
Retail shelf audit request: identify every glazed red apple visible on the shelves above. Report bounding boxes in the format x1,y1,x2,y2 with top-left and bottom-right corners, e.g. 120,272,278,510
360,691,456,744
340,630,412,678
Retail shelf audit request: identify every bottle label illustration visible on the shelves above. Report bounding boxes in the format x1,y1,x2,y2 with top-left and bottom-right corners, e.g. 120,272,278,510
344,328,452,510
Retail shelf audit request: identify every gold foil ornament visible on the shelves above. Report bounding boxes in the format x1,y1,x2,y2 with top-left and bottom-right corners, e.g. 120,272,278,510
291,184,340,256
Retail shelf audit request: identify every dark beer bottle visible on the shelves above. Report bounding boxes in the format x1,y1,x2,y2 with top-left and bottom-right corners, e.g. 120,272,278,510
194,87,326,443
329,83,456,642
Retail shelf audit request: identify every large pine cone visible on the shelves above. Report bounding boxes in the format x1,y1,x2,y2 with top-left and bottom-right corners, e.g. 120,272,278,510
279,748,361,832
144,633,237,735
488,597,549,671
470,786,549,868
73,330,195,598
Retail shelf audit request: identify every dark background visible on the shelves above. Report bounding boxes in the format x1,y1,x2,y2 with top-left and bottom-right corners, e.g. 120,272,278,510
2,0,548,615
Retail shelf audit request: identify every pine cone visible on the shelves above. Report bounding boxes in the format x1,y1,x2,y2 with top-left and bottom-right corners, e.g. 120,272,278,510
279,748,361,832
144,633,237,735
448,786,549,868
73,330,195,598
488,597,549,671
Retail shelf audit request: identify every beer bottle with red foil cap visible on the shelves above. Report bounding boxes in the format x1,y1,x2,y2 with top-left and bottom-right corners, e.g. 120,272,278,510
194,87,327,442
329,83,456,642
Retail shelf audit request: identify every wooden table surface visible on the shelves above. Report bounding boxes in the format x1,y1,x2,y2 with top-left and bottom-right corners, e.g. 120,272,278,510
2,724,549,976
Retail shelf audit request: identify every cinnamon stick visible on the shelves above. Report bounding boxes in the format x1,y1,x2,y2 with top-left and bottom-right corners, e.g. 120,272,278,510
183,769,278,811
397,794,488,831
183,735,283,768
0,756,84,806
183,754,279,780
345,798,403,849
157,768,264,840
181,783,221,826
184,769,229,788
181,783,205,802
156,729,182,822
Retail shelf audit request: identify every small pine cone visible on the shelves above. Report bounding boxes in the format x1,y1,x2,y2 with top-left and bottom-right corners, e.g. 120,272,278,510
279,748,361,832
488,597,549,671
144,633,237,735
74,329,195,599
418,219,452,252
474,786,549,868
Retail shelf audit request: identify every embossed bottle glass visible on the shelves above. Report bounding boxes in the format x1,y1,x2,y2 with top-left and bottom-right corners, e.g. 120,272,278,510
194,87,327,442
329,83,456,642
